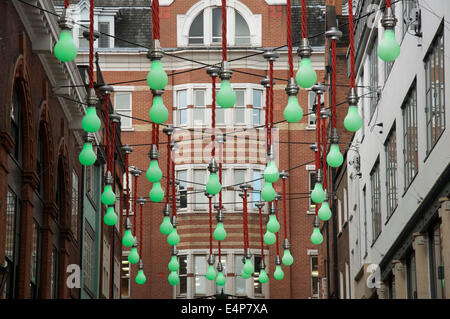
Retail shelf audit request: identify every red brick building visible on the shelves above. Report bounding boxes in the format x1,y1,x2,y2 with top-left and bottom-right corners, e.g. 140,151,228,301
63,0,327,299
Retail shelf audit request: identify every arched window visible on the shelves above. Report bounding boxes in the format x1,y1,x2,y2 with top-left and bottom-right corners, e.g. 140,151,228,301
188,8,251,46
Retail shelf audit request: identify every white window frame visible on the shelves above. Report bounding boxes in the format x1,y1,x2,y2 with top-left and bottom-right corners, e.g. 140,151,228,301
234,88,247,126
113,87,134,131
307,90,317,129
178,1,262,48
252,89,264,127
193,89,207,127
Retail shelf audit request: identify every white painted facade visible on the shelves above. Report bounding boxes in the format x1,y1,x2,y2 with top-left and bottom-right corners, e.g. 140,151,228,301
347,0,450,295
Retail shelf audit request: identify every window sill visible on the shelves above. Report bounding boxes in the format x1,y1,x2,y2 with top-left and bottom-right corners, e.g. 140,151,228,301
424,128,446,163
121,128,134,132
306,126,316,131
306,210,316,215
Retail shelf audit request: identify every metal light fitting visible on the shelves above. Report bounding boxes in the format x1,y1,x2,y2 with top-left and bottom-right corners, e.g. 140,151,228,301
148,144,159,161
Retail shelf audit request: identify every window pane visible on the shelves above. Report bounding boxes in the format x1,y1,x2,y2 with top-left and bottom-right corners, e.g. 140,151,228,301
212,8,222,43
311,256,319,297
115,92,132,129
235,108,245,124
178,90,188,125
253,170,262,207
98,22,110,48
194,170,207,210
72,170,79,240
235,11,250,44
236,90,245,106
253,90,262,108
235,255,246,295
179,256,188,295
308,91,317,126
254,256,262,295
216,108,225,124
193,89,205,125
5,189,17,262
385,127,398,218
189,11,204,44
177,170,188,190
234,169,246,207
195,256,206,295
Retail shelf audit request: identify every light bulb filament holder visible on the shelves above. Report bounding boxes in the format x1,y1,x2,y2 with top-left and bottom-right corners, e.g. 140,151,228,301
297,38,312,58
381,7,397,30
347,87,359,105
219,61,233,80
285,78,299,96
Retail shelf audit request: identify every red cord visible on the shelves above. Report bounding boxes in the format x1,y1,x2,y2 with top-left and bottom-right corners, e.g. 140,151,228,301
166,133,171,204
152,0,160,40
331,40,337,128
89,0,94,89
348,0,356,88
322,106,327,190
139,203,143,256
111,122,116,171
301,0,308,39
282,178,287,239
156,124,160,149
243,189,249,252
221,0,227,61
275,201,280,256
265,85,270,149
64,0,70,9
316,93,322,171
258,206,264,260
212,76,216,157
171,150,176,217
269,61,274,149
125,153,130,220
209,197,213,255
133,172,138,234
386,0,392,7
287,0,294,78
104,93,110,172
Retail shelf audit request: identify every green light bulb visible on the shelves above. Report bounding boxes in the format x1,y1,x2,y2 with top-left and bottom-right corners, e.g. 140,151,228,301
54,29,77,63
82,106,101,133
146,160,163,183
378,29,400,62
216,80,236,109
318,201,332,222
101,184,116,206
267,214,280,233
344,105,363,132
135,269,146,285
263,160,280,183
296,58,317,89
160,216,174,235
241,268,251,279
261,182,276,202
274,265,285,280
282,249,294,266
216,272,226,286
259,269,269,284
283,95,304,123
128,247,140,264
327,144,344,168
168,256,179,272
311,182,326,204
206,173,222,195
264,230,276,245
213,222,227,241
104,206,118,226
167,228,180,246
149,182,165,203
243,259,254,275
147,60,168,90
310,227,323,245
206,265,217,281
168,271,179,286
79,142,96,167
149,95,169,124
122,230,135,248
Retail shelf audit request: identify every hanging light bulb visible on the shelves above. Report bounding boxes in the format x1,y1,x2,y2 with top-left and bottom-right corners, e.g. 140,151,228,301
264,145,280,183
149,92,169,124
378,7,400,62
259,269,269,284
344,88,363,132
147,40,168,90
168,271,180,286
135,260,147,285
81,88,101,133
206,158,221,195
311,182,326,205
327,128,344,168
318,195,332,222
128,242,140,264
216,262,226,286
283,79,303,123
168,248,180,272
217,62,236,109
206,255,217,280
311,216,324,245
167,217,180,246
160,204,173,235
261,182,276,202
54,9,77,63
243,257,254,276
266,202,280,233
79,134,97,167
282,239,294,266
104,206,118,226
146,145,163,183
101,171,116,206
273,256,285,280
149,182,165,203
213,208,227,241
122,218,135,248
296,38,317,89
264,230,276,245
241,268,251,279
